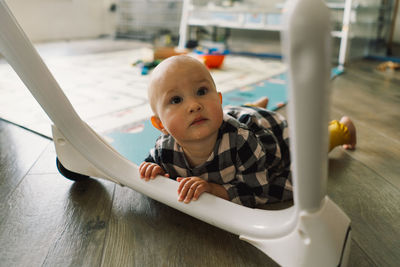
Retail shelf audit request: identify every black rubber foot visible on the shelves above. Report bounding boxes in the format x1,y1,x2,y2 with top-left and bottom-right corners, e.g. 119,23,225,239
56,157,89,182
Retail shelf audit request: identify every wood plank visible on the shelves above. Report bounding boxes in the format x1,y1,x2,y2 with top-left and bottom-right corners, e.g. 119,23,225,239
0,173,75,266
101,185,279,267
0,120,50,202
0,171,115,267
327,150,400,267
331,109,400,189
28,142,60,174
41,178,115,267
330,60,400,142
348,240,377,267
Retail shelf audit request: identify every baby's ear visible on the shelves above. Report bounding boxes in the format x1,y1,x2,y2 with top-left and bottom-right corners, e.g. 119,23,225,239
151,116,168,134
218,92,222,104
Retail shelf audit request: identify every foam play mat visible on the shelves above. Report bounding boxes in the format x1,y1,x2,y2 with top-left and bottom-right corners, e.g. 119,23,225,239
0,47,342,165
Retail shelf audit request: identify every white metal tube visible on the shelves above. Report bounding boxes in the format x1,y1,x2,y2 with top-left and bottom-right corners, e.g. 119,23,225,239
0,0,296,240
282,0,332,213
178,0,190,49
338,0,353,70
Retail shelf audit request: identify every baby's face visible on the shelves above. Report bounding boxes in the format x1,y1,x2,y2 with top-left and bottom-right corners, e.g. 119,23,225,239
150,56,223,145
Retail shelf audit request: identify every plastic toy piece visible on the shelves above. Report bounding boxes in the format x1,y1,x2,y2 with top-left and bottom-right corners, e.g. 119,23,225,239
0,0,351,266
132,59,162,75
194,48,229,69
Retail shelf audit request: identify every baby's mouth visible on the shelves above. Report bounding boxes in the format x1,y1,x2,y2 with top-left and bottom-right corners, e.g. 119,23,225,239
190,117,207,126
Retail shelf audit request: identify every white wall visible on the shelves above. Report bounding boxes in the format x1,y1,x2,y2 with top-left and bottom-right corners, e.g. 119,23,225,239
6,0,116,42
5,0,400,44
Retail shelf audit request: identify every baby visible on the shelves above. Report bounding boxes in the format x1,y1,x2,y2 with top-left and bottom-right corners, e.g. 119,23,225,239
139,55,356,208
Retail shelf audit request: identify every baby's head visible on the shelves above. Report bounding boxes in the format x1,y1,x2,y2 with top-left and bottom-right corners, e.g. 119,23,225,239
148,55,223,145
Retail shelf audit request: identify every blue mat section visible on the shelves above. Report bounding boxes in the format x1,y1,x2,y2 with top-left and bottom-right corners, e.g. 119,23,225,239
107,67,344,165
223,73,287,111
107,120,161,165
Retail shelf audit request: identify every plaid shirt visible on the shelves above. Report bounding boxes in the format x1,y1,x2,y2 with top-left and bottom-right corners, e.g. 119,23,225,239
145,106,292,208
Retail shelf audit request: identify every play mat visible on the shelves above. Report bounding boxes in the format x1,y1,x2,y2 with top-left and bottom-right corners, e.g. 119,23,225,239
0,47,341,164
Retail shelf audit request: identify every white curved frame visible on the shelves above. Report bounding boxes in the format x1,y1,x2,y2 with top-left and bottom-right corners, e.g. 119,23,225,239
0,0,351,266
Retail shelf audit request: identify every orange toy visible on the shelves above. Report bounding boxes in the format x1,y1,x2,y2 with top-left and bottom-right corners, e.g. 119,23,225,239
198,54,225,68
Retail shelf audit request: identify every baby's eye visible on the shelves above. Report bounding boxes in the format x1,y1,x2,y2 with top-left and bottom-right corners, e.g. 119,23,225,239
170,96,182,104
197,87,208,96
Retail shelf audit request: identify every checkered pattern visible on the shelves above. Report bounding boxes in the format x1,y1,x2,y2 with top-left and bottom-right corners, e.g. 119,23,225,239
145,106,292,208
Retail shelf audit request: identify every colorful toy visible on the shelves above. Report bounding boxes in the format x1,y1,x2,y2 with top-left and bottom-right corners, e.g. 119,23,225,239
195,48,229,68
132,59,161,75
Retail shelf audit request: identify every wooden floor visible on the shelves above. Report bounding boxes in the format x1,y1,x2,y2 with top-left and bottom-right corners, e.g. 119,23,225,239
0,40,399,266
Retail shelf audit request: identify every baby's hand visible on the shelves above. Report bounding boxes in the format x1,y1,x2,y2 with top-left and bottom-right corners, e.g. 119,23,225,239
139,162,168,181
177,177,211,203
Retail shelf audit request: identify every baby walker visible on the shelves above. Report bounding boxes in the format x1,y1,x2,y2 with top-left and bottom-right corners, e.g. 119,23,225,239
0,0,351,266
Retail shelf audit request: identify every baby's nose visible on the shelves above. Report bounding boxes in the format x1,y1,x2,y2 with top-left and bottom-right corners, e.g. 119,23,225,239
188,101,202,113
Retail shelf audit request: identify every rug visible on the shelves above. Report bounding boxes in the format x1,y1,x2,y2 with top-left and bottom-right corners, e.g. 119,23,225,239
0,46,343,164
0,47,287,163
